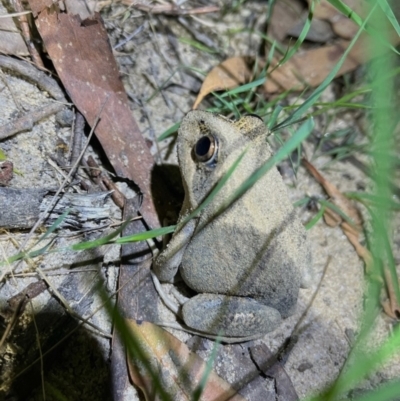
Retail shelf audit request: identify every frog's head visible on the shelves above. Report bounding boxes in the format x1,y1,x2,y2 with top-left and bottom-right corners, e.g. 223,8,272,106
177,111,268,209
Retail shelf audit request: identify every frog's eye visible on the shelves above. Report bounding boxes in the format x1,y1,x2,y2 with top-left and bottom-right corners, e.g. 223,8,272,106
194,135,218,164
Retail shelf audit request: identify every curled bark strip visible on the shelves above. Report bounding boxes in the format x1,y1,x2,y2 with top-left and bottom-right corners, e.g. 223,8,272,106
0,102,65,140
382,267,400,320
0,55,65,101
7,280,47,313
303,158,400,320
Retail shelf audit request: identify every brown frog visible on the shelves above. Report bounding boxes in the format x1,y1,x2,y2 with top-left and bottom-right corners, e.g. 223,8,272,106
153,111,311,340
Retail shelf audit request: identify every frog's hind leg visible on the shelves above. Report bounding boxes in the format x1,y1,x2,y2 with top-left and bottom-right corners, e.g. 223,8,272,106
182,294,282,338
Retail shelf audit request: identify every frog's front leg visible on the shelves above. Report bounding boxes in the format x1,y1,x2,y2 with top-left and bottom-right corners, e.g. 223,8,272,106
181,294,282,338
153,218,196,282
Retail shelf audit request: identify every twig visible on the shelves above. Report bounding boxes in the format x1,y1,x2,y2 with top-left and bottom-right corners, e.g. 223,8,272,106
0,102,65,140
86,156,126,208
0,11,32,17
0,297,25,351
125,2,220,15
0,55,65,101
34,264,111,337
113,23,146,50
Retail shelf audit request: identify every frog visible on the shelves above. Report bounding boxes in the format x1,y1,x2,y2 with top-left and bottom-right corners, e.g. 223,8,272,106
153,110,311,341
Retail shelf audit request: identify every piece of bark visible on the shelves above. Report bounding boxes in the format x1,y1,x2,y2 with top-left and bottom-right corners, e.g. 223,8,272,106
0,187,111,229
7,280,47,313
250,343,299,401
111,197,157,401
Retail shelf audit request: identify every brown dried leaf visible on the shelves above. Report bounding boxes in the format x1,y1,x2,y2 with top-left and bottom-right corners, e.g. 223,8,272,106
268,0,304,42
28,5,160,229
308,0,362,39
264,38,363,93
194,39,363,106
193,56,252,109
288,14,335,43
126,319,246,401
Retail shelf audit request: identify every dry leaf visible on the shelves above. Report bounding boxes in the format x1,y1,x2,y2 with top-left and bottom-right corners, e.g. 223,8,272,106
268,0,304,42
308,0,362,39
28,4,160,229
288,14,334,43
126,319,246,401
193,57,252,109
194,1,400,107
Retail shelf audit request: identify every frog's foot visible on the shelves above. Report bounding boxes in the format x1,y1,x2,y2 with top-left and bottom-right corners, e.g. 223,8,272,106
154,320,267,344
151,272,281,342
151,270,181,314
182,294,282,338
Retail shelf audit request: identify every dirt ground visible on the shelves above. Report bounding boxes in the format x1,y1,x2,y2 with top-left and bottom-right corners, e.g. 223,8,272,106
0,1,399,400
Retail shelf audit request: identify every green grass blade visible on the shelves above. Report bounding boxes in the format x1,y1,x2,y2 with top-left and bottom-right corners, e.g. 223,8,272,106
219,77,266,98
114,225,176,244
327,0,363,26
158,122,180,141
180,150,247,226
70,219,131,251
344,379,400,401
377,0,400,36
278,0,315,66
192,337,222,401
305,205,325,230
267,104,283,129
226,118,314,209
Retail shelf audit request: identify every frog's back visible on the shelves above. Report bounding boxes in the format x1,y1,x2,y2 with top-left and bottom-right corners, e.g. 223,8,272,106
180,154,310,318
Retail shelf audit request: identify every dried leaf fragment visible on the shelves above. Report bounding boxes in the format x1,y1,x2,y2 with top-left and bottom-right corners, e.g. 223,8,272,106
126,319,246,401
193,57,252,109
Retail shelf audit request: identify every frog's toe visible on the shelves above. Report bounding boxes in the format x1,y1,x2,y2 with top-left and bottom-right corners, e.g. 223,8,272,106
182,294,281,337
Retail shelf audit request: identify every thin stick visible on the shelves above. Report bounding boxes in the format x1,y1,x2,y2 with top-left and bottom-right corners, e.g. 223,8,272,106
10,0,44,68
